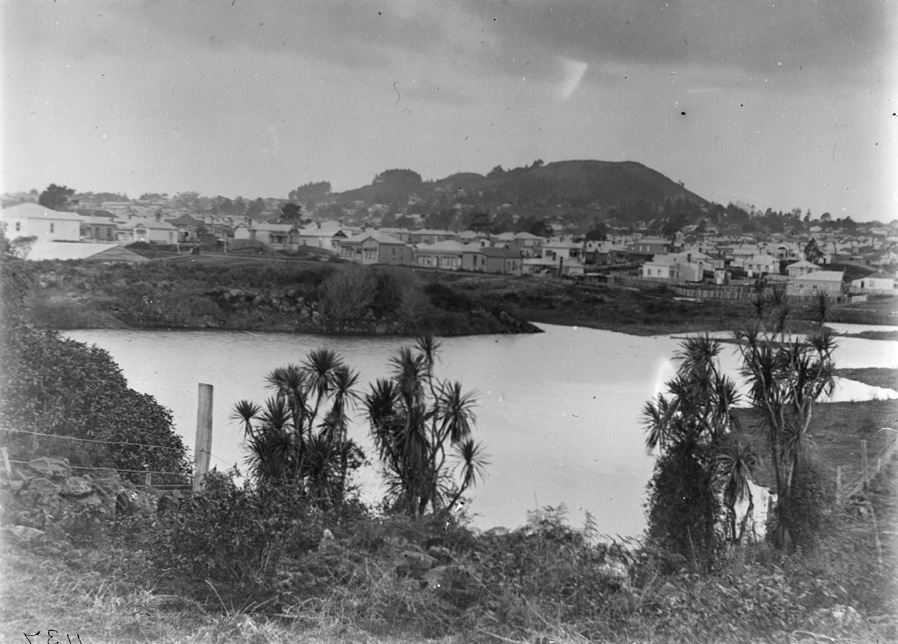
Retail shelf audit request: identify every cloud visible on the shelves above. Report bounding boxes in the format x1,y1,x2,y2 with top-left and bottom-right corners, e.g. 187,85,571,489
458,0,895,87
558,56,588,101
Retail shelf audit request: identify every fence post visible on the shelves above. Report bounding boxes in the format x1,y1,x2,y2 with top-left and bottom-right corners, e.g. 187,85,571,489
194,383,214,492
861,439,868,491
145,471,152,487
835,466,842,502
1,447,11,478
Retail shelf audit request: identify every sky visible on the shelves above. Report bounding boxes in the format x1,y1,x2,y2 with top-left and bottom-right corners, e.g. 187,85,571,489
1,0,896,221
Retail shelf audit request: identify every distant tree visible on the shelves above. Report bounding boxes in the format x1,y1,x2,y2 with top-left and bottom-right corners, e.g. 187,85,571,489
804,238,824,264
246,197,266,218
531,159,544,169
487,165,505,179
289,181,331,203
373,169,422,184
38,184,77,211
584,223,607,241
528,218,555,238
466,211,492,234
281,202,303,224
820,212,832,222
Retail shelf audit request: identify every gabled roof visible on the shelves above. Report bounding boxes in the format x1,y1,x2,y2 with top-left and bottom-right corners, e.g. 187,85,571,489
1,203,83,221
852,269,896,282
342,230,406,245
167,213,204,227
785,259,819,270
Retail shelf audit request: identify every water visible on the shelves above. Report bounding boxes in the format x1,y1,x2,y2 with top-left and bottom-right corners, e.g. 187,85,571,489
64,324,897,536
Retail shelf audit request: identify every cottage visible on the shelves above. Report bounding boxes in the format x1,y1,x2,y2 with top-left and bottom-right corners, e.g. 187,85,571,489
462,247,523,275
339,231,412,265
116,217,179,245
851,269,897,295
641,254,681,281
785,259,821,279
76,215,118,242
414,240,466,270
296,221,350,252
0,203,83,242
787,271,845,297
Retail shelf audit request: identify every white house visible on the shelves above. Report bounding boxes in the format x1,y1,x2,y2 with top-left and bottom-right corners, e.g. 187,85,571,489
296,221,350,252
851,269,897,295
116,217,179,244
737,253,779,277
788,271,845,297
0,203,82,242
784,259,820,278
642,254,681,280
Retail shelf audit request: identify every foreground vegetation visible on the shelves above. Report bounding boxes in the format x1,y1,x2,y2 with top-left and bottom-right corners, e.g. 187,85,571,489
3,237,897,642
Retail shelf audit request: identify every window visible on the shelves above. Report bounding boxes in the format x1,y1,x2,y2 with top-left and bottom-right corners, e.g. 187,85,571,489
15,222,20,232
50,223,55,233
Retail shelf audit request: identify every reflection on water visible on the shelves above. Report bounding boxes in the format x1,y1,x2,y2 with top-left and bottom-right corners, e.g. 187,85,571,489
64,323,895,535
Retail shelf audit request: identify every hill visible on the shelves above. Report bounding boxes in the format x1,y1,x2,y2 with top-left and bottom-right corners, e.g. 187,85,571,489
320,159,708,215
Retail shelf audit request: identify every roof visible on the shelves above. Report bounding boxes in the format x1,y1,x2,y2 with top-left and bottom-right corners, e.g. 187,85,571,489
851,269,896,282
117,217,178,231
167,213,204,227
25,241,148,263
514,232,543,240
1,203,83,222
785,259,820,270
342,231,407,245
415,240,467,253
792,271,844,283
478,247,522,258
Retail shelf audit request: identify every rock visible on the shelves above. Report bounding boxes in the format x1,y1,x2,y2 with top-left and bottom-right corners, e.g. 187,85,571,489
89,468,122,494
116,490,138,516
61,476,93,497
17,478,62,515
319,528,337,552
427,545,453,564
28,457,71,479
396,550,437,577
5,525,46,542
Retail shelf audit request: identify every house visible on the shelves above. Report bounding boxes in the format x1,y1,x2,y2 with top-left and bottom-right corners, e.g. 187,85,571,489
513,232,545,257
338,231,413,265
629,237,672,257
787,271,845,297
76,215,118,242
166,213,204,243
461,247,523,275
116,217,179,245
785,259,821,279
0,203,83,242
407,229,458,245
296,221,350,252
25,241,148,263
413,240,466,270
233,220,296,250
584,240,629,266
740,253,780,277
542,238,583,262
641,254,681,281
851,269,897,295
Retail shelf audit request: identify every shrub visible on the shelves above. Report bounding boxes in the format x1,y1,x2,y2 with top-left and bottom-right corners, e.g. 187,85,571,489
319,265,376,321
148,470,322,586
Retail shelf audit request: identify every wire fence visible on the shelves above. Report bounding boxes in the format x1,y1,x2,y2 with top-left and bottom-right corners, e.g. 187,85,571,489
0,425,237,489
836,430,898,504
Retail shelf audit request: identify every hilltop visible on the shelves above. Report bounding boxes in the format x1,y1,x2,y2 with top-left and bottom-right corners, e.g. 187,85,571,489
320,159,707,216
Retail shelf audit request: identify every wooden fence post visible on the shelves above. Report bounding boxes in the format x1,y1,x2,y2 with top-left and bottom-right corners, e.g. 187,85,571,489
1,447,11,478
145,471,152,487
194,383,214,492
861,439,868,491
835,466,842,502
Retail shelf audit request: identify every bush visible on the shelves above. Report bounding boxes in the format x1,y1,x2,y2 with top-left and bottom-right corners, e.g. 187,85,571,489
148,470,322,586
320,265,376,321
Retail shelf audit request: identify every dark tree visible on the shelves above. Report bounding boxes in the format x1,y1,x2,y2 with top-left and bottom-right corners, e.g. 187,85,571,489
38,184,77,211
281,202,303,223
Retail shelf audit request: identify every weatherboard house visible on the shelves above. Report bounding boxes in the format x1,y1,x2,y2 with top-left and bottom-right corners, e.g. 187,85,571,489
850,269,897,295
0,203,83,242
338,230,412,265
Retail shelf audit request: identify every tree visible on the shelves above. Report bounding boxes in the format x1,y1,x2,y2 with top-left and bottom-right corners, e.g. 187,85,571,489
364,336,488,517
584,223,607,241
804,238,824,264
820,212,832,222
734,321,836,551
231,349,363,507
280,202,303,224
642,335,744,564
38,184,76,211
